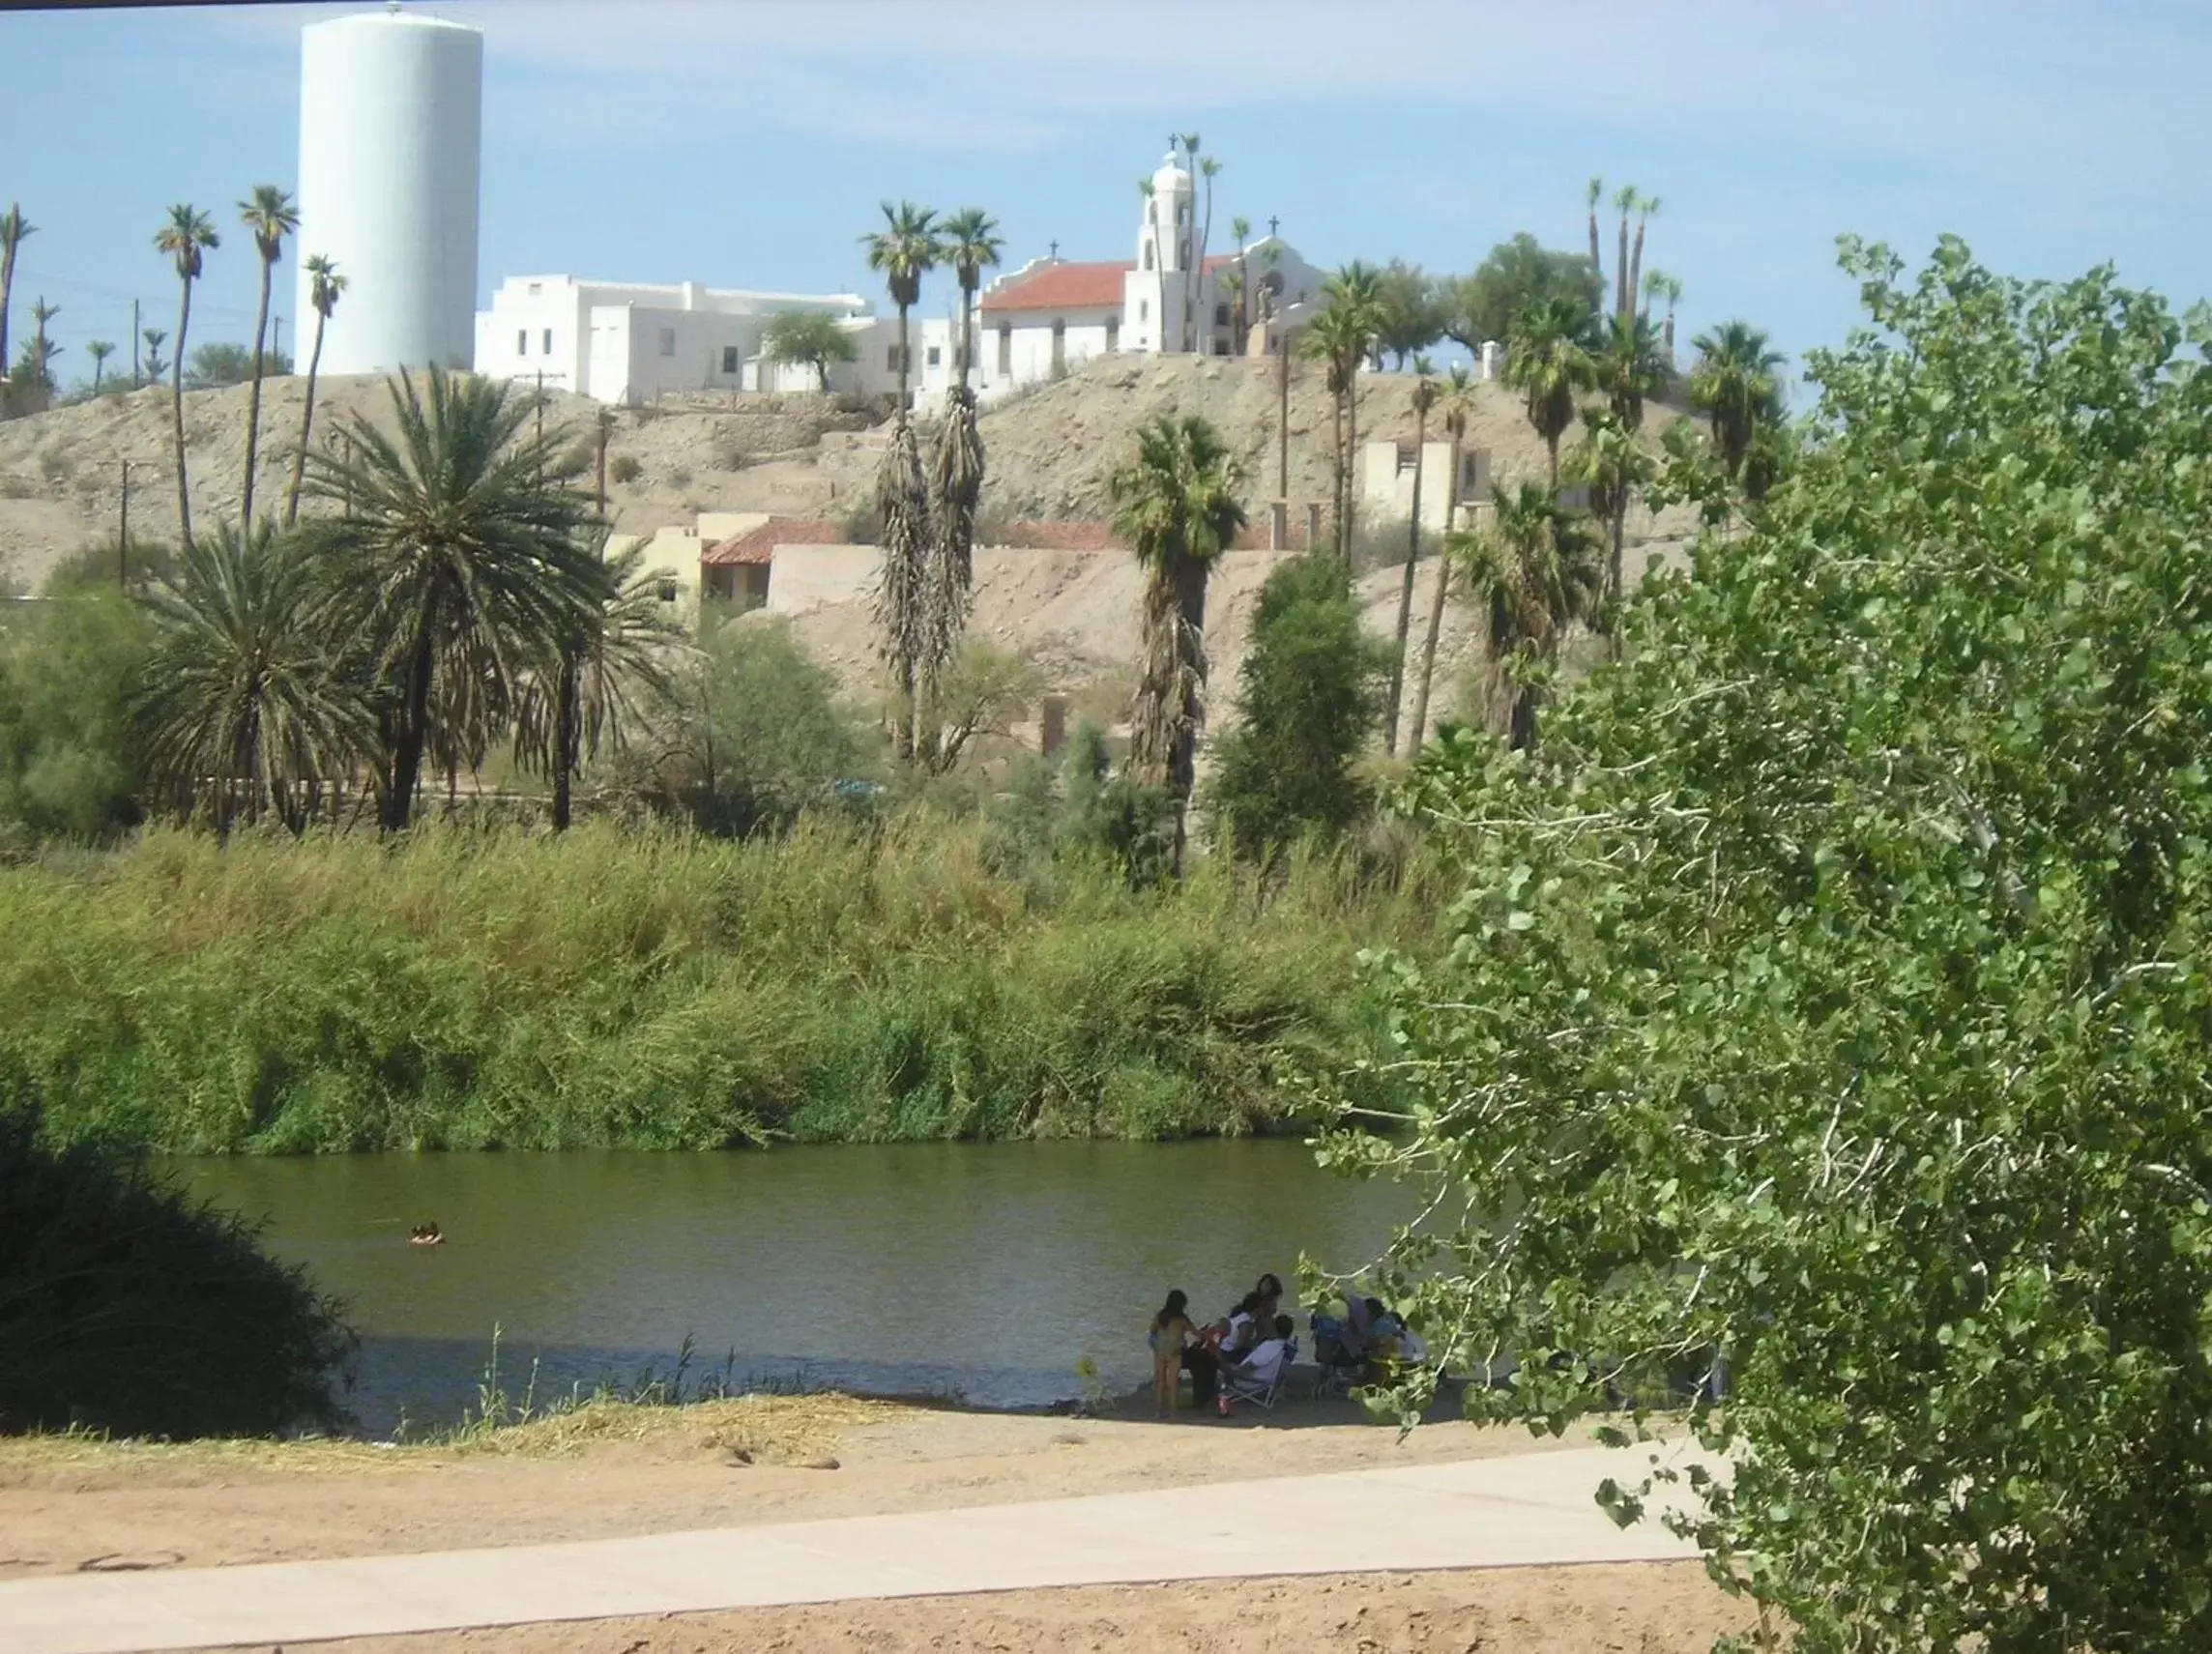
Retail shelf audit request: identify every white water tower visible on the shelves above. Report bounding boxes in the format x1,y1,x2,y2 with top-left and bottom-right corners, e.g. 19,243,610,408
294,6,482,376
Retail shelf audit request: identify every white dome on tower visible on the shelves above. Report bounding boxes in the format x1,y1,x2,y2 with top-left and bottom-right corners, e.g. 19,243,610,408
1151,152,1191,193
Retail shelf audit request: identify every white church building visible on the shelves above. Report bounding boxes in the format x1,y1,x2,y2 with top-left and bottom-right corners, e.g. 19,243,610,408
472,150,1325,408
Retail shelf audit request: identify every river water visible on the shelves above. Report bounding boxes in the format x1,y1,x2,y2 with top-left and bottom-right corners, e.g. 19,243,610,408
168,1141,1415,1436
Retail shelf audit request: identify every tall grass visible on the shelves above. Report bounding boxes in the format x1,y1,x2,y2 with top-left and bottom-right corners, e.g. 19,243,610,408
0,815,1441,1153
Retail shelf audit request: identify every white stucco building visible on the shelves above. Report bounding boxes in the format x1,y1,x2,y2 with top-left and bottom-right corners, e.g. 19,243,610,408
473,276,873,404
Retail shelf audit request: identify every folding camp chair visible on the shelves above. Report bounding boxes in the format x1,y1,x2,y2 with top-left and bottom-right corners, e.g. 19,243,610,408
1219,1336,1297,1412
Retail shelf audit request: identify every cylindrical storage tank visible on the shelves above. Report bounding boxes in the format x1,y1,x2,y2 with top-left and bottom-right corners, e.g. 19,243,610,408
295,9,481,376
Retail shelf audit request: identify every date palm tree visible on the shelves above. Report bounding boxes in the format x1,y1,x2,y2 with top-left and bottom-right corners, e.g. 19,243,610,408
87,339,114,393
861,200,938,415
862,202,940,761
921,209,1001,763
1230,215,1253,336
133,520,375,833
1596,309,1667,433
1501,292,1595,485
512,532,682,830
1111,413,1246,877
237,185,298,525
1320,262,1383,554
1611,184,1639,320
0,203,33,383
1628,194,1659,318
1408,365,1477,751
154,204,218,546
1385,360,1438,754
1300,305,1362,553
304,364,606,831
939,207,1002,396
1450,479,1603,750
284,254,345,526
1644,270,1683,363
1585,178,1604,296
1688,320,1786,484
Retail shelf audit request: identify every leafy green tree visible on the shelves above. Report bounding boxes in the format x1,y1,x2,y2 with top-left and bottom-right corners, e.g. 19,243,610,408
1372,258,1445,369
0,585,151,842
1211,552,1387,864
1500,293,1597,484
1326,238,2212,1651
1441,233,1603,354
1449,479,1601,748
1688,318,1786,485
0,203,32,381
1110,413,1246,877
185,340,293,390
132,521,372,833
154,204,218,546
510,533,683,831
284,253,345,528
304,364,605,832
237,185,298,524
760,309,859,392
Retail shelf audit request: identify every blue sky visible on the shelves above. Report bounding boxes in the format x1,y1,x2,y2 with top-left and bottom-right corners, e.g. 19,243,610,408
5,0,2208,391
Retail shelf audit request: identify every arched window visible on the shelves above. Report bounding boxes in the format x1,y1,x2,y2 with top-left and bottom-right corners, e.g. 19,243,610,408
1262,271,1285,297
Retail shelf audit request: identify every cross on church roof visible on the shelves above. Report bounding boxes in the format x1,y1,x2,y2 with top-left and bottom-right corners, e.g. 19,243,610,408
1048,240,1059,260
1267,215,1280,237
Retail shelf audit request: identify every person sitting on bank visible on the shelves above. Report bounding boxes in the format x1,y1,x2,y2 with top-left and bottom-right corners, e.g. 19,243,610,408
1150,1290,1203,1417
1215,1291,1264,1362
1217,1314,1295,1412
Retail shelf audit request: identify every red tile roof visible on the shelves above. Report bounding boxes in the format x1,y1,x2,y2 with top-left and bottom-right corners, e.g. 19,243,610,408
701,518,843,567
978,255,1237,315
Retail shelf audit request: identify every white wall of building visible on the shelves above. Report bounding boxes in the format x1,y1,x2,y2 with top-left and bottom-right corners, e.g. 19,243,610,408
1359,439,1491,534
297,11,482,375
476,276,871,404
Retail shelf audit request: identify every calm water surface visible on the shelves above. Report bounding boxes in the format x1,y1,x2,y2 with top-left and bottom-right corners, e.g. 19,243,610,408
167,1141,1413,1436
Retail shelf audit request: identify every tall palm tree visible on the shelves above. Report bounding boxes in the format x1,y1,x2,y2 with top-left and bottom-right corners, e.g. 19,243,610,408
303,364,606,832
1644,271,1683,363
1408,365,1477,751
938,207,1002,396
1688,320,1786,483
861,200,939,415
1595,310,1667,434
512,532,682,830
919,213,999,764
1110,414,1246,877
1611,185,1639,321
1299,305,1362,554
1195,154,1220,353
1321,261,1383,554
0,204,33,381
1386,360,1439,754
1449,480,1603,750
861,201,940,762
237,185,298,525
1628,195,1660,318
1500,293,1595,485
154,204,218,547
133,520,375,833
1567,405,1656,616
1229,215,1252,336
87,339,114,393
284,253,345,526
1585,178,1604,298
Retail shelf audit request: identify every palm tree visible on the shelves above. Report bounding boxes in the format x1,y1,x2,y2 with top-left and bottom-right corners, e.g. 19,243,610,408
24,297,59,394
87,339,114,393
1321,262,1383,554
1500,293,1595,485
0,204,33,381
154,204,218,547
1230,215,1253,336
1628,195,1659,317
237,185,298,526
1567,406,1656,616
512,532,682,831
1299,306,1361,554
1688,321,1786,483
1408,365,1477,751
1585,178,1605,296
938,208,1002,395
1110,414,1246,877
1450,480,1603,750
861,200,939,415
303,364,606,831
284,254,345,527
142,327,168,383
1385,360,1439,754
1644,271,1683,363
1195,154,1221,352
1595,310,1667,434
133,520,375,832
1611,185,1639,320
861,201,941,761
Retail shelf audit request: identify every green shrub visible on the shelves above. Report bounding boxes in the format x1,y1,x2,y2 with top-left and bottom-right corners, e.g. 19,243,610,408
0,1081,355,1437
609,454,642,484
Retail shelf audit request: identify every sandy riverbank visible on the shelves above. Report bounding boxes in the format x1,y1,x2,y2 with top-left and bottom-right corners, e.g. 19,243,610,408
0,1398,1751,1650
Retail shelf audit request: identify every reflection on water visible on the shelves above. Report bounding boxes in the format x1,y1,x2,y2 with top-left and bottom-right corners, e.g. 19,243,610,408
166,1140,1413,1436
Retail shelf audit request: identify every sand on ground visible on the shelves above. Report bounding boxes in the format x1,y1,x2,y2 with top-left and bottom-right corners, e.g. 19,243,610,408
0,1400,1755,1649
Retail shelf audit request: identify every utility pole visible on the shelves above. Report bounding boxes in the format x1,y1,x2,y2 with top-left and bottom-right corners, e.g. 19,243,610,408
131,299,139,388
595,406,611,517
117,460,130,589
272,313,283,366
